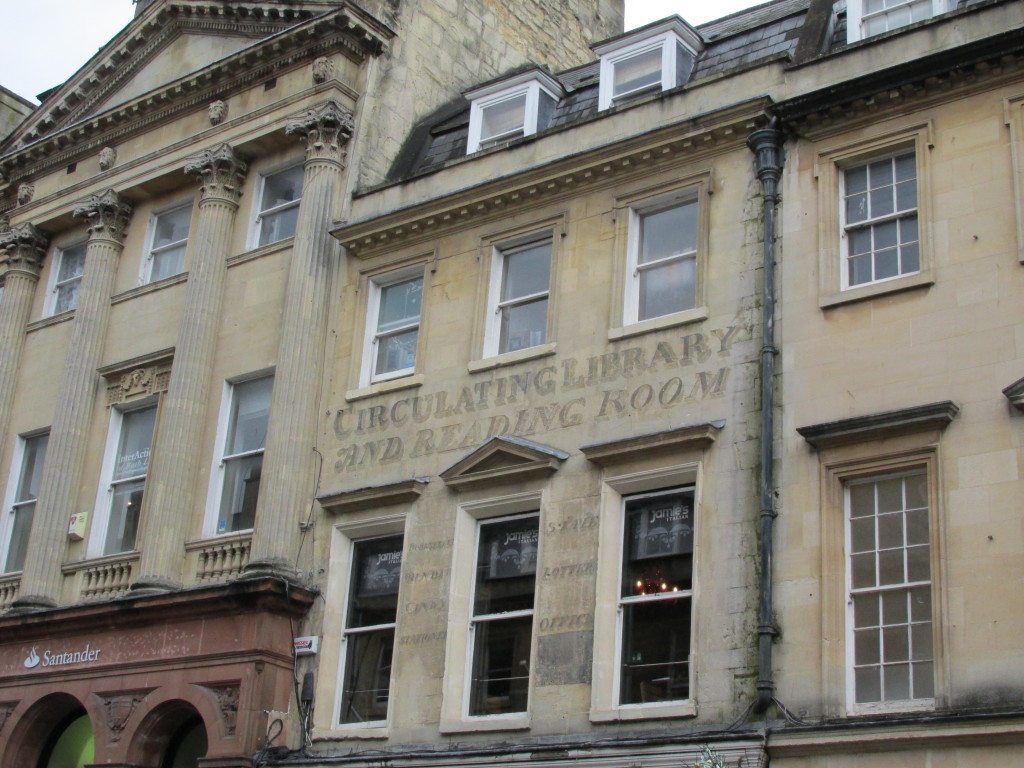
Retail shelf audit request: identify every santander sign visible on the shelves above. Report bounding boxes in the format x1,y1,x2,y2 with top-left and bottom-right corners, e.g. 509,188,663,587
23,644,101,670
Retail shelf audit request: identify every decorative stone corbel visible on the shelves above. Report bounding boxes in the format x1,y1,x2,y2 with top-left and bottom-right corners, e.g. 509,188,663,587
184,143,248,204
312,56,334,85
73,189,133,242
0,222,48,278
285,100,355,165
16,182,33,206
98,147,117,171
208,99,228,126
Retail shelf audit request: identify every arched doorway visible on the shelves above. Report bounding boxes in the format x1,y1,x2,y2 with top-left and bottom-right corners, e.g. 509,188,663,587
38,709,95,768
129,700,209,768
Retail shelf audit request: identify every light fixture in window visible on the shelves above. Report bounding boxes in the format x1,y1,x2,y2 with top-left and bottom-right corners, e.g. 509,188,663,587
594,18,703,111
465,70,564,155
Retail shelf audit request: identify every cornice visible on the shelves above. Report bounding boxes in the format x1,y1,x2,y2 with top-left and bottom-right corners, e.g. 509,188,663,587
318,478,429,515
333,98,769,257
0,4,391,181
797,401,960,449
581,421,725,466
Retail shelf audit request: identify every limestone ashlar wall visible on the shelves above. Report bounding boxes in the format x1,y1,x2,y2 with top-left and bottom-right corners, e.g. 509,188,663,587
308,136,768,744
775,80,1024,722
355,0,624,188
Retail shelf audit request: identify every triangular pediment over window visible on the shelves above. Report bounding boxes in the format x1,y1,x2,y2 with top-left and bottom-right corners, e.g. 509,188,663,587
440,436,569,489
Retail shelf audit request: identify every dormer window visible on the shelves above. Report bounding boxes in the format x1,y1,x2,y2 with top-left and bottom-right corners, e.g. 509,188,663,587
594,18,703,112
846,0,952,43
466,70,564,155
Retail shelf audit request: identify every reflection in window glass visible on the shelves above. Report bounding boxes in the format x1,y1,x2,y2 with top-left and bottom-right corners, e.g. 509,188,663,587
495,239,551,354
619,488,694,705
339,535,404,724
469,515,538,716
613,47,662,99
4,432,48,573
217,376,273,534
257,165,304,246
104,407,156,555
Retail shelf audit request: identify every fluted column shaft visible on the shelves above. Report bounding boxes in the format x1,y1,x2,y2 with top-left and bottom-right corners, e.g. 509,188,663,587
246,101,353,578
132,145,248,593
14,191,132,610
0,224,47,456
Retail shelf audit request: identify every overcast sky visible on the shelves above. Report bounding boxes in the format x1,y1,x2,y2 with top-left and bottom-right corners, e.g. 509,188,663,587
0,0,765,104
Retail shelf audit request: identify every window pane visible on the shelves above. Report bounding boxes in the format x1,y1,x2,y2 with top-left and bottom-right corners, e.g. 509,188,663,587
113,408,156,482
375,329,419,376
347,536,403,628
339,628,395,724
855,666,881,703
914,661,935,698
260,166,304,212
885,663,911,700
855,628,880,665
105,479,144,554
614,47,662,97
639,203,697,264
258,205,299,246
877,512,903,550
883,626,909,662
639,256,696,321
853,594,879,628
469,615,533,716
882,590,908,625
57,244,86,282
153,206,191,249
499,298,548,354
622,489,694,597
911,623,933,661
501,241,551,301
850,517,875,553
377,278,423,334
16,434,48,503
619,596,691,704
480,94,527,142
473,516,539,616
55,281,80,314
217,454,262,533
150,245,186,282
846,192,869,224
4,502,34,573
226,377,273,455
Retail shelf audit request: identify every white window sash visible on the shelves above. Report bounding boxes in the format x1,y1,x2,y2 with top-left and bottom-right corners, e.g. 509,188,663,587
846,0,949,43
249,165,304,249
483,238,552,357
1,438,30,574
361,271,424,386
44,243,87,317
624,198,698,324
467,84,553,154
598,33,687,111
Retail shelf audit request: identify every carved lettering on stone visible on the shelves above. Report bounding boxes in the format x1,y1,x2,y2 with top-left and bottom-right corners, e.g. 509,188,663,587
16,183,34,206
98,147,117,171
99,693,146,742
208,99,228,125
312,56,334,84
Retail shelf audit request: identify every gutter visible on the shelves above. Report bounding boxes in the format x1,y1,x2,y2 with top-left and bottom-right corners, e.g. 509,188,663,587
747,119,784,714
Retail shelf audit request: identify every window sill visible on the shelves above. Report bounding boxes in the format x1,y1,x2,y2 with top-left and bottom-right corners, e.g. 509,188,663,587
608,306,709,341
346,374,424,403
27,309,75,333
312,724,389,741
112,272,188,305
820,270,934,309
468,342,557,374
439,714,531,734
227,236,295,268
590,700,696,723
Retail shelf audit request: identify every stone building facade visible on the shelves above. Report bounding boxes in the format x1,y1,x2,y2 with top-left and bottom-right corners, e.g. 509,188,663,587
0,0,1022,767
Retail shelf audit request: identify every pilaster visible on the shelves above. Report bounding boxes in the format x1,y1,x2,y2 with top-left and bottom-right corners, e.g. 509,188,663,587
244,101,353,580
0,223,48,457
11,191,131,611
132,144,247,594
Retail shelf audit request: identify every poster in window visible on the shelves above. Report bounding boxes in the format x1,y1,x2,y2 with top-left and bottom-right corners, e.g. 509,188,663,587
356,545,403,597
628,493,693,561
485,523,538,580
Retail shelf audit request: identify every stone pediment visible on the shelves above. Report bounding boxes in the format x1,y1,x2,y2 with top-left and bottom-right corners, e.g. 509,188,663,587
440,436,569,489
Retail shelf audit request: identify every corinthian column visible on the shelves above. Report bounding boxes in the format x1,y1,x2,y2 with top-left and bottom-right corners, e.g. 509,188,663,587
0,223,48,452
244,101,353,580
132,145,248,594
13,191,132,611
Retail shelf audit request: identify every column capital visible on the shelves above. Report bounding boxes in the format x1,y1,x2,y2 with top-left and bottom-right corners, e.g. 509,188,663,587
73,189,133,243
285,100,354,165
0,222,48,279
184,143,249,204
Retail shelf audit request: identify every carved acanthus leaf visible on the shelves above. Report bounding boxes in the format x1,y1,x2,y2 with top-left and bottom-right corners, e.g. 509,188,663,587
285,100,354,163
184,143,248,203
73,189,133,242
0,222,48,277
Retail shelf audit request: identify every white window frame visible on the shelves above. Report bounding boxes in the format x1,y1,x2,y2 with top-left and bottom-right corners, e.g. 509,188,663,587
0,429,48,575
839,150,920,292
139,199,193,285
845,0,952,43
440,491,543,733
360,267,425,387
248,162,304,249
88,400,157,559
624,191,700,326
843,469,936,715
591,463,701,722
43,240,87,317
595,21,702,111
482,234,552,359
466,72,564,155
203,370,274,538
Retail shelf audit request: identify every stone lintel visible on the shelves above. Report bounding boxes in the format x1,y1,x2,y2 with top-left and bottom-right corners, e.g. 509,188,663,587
318,478,429,515
581,421,725,466
1003,377,1024,412
440,436,569,489
796,401,960,449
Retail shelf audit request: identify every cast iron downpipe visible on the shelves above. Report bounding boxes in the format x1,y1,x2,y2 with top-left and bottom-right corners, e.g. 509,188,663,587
747,119,784,715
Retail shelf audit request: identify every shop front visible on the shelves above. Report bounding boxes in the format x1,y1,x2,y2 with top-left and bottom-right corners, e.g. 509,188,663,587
0,577,313,767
